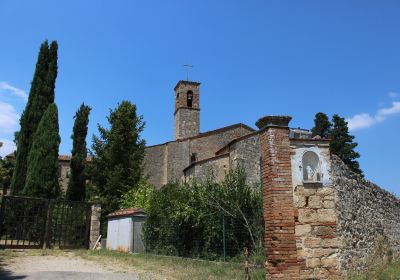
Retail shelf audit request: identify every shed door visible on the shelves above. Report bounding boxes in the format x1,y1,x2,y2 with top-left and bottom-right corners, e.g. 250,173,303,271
133,217,146,253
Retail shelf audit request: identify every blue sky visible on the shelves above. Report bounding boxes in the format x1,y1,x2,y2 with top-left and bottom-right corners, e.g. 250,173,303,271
0,1,399,195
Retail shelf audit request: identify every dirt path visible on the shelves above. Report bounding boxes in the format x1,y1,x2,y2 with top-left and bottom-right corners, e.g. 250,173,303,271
0,251,140,280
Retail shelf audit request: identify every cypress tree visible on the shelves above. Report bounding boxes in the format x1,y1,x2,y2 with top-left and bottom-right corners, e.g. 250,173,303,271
91,101,145,216
23,104,61,198
330,114,363,176
66,104,91,201
11,40,58,194
311,112,332,138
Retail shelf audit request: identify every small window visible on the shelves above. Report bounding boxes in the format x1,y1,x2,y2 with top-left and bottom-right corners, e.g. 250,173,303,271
187,91,193,107
176,92,180,100
190,153,197,164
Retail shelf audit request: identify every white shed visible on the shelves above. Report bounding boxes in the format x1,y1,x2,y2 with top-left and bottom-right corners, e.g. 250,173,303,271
106,208,146,253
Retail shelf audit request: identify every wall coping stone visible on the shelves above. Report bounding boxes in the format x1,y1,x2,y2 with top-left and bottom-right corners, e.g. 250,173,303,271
256,115,292,129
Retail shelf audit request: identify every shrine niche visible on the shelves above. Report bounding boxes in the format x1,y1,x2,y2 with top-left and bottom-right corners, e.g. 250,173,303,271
302,151,322,183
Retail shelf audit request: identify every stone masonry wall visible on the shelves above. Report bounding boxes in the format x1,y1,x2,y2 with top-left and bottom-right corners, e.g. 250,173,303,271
143,144,168,188
229,133,260,187
58,161,71,192
294,185,341,279
174,81,200,140
144,125,253,188
174,108,200,140
331,155,400,272
174,81,200,111
167,140,191,183
291,140,341,279
184,154,229,183
90,204,101,249
190,125,252,162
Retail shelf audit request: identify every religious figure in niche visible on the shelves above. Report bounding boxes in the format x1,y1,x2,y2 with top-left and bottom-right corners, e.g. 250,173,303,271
302,151,322,182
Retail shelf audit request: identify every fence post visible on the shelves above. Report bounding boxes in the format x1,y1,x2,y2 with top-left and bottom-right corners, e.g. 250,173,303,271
42,200,54,249
0,195,6,240
222,214,226,261
244,247,249,280
89,204,101,249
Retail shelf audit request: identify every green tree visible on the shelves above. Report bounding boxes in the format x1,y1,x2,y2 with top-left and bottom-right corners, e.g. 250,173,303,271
0,157,14,195
143,168,263,259
11,40,58,195
311,112,332,138
120,179,155,211
91,101,145,217
23,104,61,198
330,114,363,175
66,104,91,201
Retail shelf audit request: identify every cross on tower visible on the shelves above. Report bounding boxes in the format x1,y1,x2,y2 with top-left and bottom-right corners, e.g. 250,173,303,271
183,64,193,81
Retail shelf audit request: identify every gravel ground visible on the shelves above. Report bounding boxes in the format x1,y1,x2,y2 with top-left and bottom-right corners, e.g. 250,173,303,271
0,253,139,280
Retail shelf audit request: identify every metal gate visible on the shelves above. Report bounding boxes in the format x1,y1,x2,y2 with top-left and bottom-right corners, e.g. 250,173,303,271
0,196,91,249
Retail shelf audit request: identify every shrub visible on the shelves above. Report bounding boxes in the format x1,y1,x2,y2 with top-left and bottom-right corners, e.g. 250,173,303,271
143,168,264,261
120,179,155,211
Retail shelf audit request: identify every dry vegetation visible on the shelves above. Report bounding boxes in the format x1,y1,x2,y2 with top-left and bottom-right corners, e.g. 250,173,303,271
0,249,265,280
0,249,398,279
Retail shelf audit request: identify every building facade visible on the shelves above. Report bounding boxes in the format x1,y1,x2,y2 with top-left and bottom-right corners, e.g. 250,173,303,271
143,80,314,189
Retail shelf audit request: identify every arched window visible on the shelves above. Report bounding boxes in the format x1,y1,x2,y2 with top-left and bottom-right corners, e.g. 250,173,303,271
187,91,193,107
302,151,321,182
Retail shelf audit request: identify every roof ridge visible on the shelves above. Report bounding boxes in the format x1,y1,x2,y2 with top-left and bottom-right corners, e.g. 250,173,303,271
146,123,255,148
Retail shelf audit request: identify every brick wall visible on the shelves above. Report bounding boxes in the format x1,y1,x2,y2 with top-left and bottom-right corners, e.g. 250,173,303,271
256,116,301,279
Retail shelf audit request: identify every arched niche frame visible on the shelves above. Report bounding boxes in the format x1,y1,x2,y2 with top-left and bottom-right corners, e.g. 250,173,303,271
302,151,323,184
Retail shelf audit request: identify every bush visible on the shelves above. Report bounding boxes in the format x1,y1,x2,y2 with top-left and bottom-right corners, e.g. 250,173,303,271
143,168,264,261
120,179,155,211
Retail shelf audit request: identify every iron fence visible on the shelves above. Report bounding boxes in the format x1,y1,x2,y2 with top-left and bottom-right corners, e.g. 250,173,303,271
142,212,266,279
0,195,91,249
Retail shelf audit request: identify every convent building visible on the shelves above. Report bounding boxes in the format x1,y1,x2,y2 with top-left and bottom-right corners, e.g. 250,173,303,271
143,80,328,189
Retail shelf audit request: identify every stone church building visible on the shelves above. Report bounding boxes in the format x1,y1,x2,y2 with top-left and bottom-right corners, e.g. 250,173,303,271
143,80,319,189
4,80,400,278
145,80,400,279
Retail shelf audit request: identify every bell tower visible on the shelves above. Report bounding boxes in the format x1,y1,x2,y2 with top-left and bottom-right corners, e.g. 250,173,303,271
174,80,201,140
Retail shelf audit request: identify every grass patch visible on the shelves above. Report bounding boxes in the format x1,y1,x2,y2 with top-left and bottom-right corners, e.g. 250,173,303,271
76,249,253,280
347,261,400,280
0,249,266,279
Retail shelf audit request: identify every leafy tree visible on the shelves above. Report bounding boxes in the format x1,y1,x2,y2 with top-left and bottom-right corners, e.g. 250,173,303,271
120,179,154,211
66,104,91,201
23,104,61,198
11,40,58,195
91,101,145,218
143,168,263,260
205,168,263,249
330,114,363,175
311,112,332,138
0,157,14,194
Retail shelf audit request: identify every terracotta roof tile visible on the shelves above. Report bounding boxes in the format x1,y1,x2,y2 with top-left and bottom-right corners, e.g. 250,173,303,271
146,123,255,149
6,152,92,162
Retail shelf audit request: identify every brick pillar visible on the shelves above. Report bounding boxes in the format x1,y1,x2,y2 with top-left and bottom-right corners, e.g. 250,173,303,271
90,204,101,249
256,116,300,279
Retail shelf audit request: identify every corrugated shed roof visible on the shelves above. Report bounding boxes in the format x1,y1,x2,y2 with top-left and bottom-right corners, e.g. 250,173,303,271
107,208,146,219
